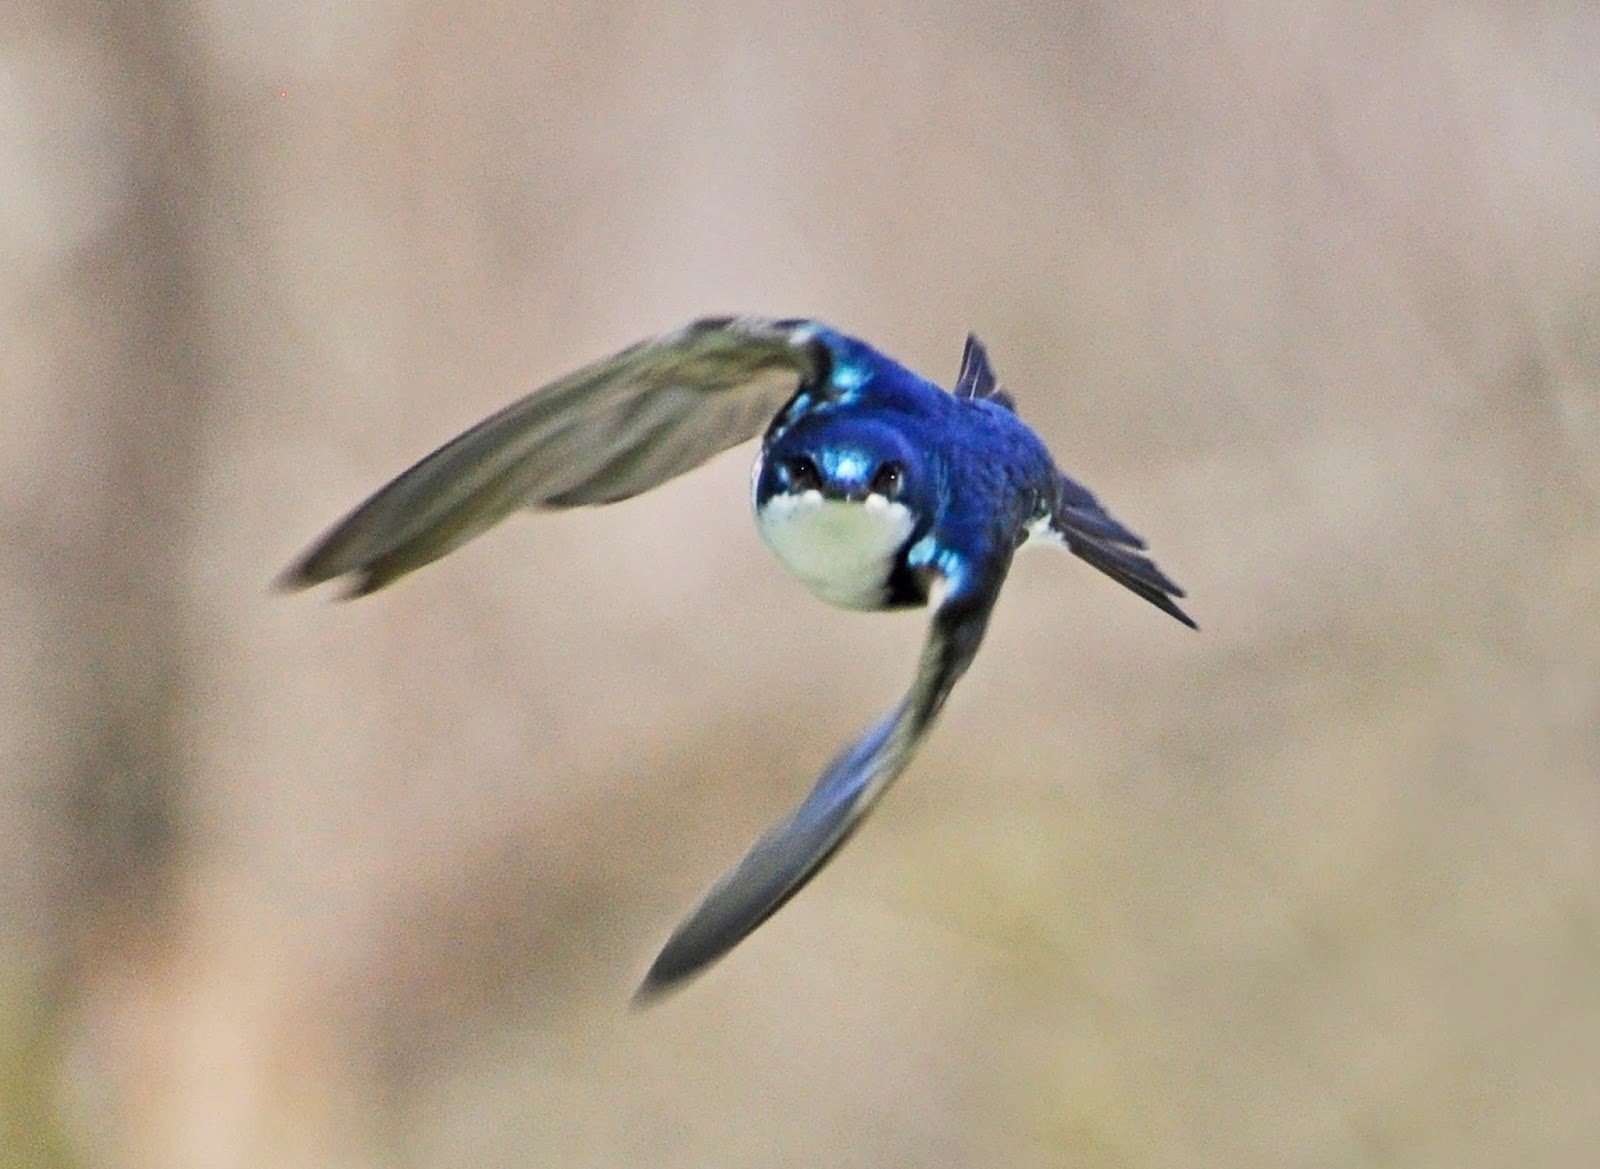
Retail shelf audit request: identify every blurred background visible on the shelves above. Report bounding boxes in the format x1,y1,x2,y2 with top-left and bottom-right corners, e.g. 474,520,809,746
3,2,1598,1166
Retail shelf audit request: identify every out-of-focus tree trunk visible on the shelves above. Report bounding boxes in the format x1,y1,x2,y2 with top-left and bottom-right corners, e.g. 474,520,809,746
7,2,213,1164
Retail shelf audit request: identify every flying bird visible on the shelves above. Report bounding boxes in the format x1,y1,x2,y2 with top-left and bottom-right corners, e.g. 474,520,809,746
281,317,1195,999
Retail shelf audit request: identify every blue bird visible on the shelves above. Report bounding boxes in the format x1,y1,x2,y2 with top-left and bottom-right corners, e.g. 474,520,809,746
281,317,1195,999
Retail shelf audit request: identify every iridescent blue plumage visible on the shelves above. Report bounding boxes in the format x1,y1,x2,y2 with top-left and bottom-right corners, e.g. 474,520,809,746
281,316,1194,1000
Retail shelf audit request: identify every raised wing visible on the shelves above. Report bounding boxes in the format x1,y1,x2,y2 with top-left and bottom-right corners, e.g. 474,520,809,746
635,571,1001,1001
281,317,829,595
952,333,1016,411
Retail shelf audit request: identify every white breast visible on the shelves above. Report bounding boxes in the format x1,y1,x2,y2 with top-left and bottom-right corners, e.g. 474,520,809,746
757,491,915,610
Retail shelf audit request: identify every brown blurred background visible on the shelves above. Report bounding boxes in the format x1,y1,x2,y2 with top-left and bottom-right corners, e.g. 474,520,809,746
3,2,1598,1166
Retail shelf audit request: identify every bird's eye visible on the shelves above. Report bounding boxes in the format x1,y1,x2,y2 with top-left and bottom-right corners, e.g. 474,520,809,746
784,455,822,492
870,461,905,498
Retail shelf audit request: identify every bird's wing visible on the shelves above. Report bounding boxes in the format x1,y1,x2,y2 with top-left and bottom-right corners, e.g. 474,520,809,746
1050,473,1196,629
635,564,1002,1001
951,333,1016,411
281,316,829,595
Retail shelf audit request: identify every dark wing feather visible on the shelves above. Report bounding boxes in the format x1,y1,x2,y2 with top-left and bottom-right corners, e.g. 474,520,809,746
635,578,999,1001
952,333,1016,411
281,317,828,595
1051,473,1196,629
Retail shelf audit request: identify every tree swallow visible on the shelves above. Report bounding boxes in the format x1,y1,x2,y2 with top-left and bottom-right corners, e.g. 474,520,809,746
281,317,1195,1000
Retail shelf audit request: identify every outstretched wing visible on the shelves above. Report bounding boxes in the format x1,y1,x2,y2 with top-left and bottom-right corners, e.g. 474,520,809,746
1050,473,1196,629
281,316,829,595
635,568,1002,1001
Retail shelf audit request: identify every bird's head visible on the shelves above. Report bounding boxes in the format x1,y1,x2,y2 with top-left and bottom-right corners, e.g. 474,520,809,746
753,417,937,610
756,415,935,509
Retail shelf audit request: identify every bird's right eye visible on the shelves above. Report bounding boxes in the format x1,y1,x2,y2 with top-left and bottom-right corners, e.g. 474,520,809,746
782,455,822,492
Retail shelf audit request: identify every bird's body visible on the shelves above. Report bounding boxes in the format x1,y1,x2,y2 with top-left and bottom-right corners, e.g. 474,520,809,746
282,317,1193,999
752,337,1052,613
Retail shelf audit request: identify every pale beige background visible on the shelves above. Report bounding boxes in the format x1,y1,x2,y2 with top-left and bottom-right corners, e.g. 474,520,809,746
2,3,1597,1167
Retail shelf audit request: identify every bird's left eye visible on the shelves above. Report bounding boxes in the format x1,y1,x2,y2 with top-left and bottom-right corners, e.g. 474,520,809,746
870,461,905,498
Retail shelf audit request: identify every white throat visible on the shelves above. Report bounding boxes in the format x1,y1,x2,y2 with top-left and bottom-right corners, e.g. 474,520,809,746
757,491,915,610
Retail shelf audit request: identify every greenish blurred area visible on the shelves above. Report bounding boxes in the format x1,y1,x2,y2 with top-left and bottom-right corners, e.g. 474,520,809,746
2,3,1596,1167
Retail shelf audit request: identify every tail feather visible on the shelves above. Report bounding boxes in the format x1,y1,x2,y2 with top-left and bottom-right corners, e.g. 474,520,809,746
1050,474,1196,629
1061,531,1196,629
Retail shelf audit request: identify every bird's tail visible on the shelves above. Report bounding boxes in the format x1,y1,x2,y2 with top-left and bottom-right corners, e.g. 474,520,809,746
1049,473,1196,629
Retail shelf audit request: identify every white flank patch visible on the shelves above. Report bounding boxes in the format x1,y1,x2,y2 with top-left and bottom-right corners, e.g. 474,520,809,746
1020,513,1066,551
758,492,915,610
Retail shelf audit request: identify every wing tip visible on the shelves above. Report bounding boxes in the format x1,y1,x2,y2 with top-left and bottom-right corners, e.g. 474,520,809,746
274,549,339,595
630,919,728,1007
630,960,693,1010
273,563,317,594
629,978,671,1011
273,548,387,600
